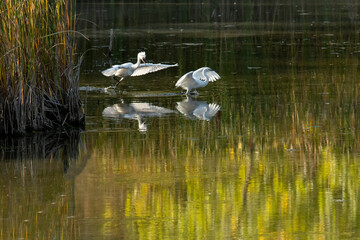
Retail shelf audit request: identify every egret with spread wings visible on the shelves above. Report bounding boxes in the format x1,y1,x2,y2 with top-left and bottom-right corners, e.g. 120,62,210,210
101,51,178,88
175,67,220,95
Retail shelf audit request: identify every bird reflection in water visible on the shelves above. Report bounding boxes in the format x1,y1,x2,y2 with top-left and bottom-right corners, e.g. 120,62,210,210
102,102,176,132
176,96,221,121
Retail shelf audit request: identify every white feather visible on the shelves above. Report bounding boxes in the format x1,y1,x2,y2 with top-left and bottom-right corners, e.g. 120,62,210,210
175,67,220,95
132,63,178,77
101,52,178,85
101,66,120,77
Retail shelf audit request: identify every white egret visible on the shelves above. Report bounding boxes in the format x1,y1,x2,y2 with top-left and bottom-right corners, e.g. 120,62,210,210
175,67,220,95
101,51,178,87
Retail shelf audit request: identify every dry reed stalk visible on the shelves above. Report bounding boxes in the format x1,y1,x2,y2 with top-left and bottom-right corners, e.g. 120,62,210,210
0,0,85,135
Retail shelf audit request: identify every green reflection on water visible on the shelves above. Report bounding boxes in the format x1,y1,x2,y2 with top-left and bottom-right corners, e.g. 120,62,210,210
2,1,360,239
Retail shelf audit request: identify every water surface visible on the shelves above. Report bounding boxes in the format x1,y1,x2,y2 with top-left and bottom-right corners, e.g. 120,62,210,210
2,1,360,239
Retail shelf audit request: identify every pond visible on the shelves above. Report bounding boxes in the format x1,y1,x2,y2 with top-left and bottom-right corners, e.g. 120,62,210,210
2,1,360,239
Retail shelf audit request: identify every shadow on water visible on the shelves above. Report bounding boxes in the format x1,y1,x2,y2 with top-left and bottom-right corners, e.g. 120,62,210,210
0,131,91,239
0,130,89,178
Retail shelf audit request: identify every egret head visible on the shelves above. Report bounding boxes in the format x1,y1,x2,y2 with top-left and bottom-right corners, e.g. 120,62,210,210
135,115,147,132
138,51,146,63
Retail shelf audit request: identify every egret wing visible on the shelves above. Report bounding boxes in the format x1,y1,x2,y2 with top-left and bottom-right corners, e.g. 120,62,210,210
176,102,195,119
193,67,221,82
193,103,221,121
131,63,178,77
102,104,134,116
130,103,176,115
101,65,121,77
175,71,195,88
102,105,119,115
205,103,221,118
192,105,208,120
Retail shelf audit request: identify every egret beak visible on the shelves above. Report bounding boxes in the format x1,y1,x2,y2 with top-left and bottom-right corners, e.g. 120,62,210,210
141,57,146,64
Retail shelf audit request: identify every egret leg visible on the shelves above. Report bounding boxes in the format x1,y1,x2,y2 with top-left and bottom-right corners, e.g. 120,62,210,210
103,86,117,94
105,77,125,91
113,77,125,87
190,90,199,96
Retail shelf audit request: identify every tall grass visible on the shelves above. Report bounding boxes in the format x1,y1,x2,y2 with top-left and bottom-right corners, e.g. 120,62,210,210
0,0,84,135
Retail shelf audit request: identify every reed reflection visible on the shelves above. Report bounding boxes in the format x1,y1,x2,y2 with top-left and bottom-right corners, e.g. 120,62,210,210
0,131,87,239
102,101,176,132
176,96,221,121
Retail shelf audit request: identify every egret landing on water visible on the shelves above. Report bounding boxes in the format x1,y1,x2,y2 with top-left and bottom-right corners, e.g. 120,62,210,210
175,67,221,95
101,51,178,88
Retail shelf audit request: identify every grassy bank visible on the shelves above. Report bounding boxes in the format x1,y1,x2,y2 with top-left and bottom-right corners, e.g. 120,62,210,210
0,0,84,135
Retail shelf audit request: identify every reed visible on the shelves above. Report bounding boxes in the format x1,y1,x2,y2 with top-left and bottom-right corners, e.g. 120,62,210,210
0,0,84,135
